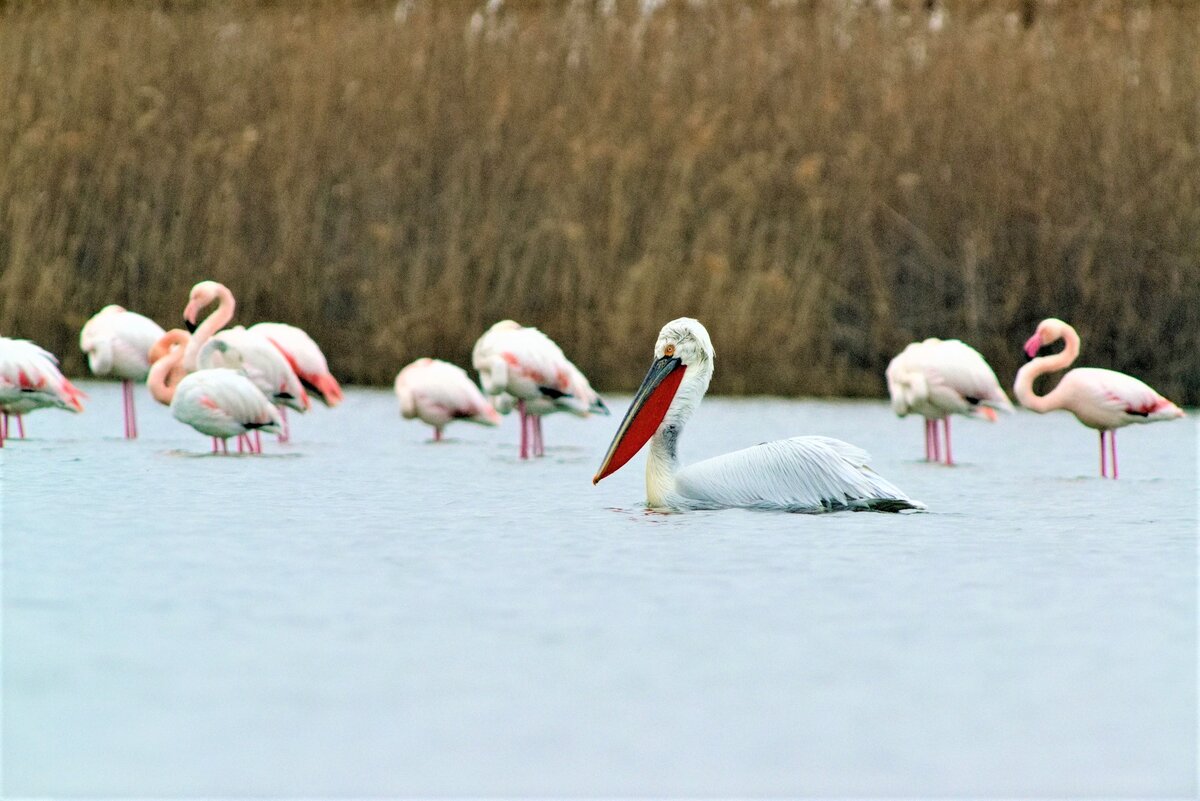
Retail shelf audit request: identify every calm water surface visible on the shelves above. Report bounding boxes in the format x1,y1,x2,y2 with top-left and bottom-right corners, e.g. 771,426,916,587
3,382,1196,796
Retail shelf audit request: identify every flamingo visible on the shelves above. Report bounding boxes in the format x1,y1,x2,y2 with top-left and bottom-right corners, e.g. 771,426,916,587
473,320,608,458
248,322,343,441
147,331,279,454
1014,317,1185,479
183,281,309,450
394,358,501,441
593,318,923,513
0,337,86,446
80,304,165,439
886,337,1013,465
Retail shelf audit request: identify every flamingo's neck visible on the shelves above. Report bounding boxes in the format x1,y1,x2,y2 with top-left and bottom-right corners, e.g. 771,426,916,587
148,343,186,405
183,286,235,371
645,362,711,508
1014,324,1080,413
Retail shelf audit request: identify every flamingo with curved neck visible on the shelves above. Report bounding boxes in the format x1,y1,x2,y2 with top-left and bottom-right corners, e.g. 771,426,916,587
1013,317,1184,479
183,281,236,371
148,328,257,454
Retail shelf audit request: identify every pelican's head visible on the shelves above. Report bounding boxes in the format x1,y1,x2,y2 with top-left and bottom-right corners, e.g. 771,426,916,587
1024,317,1073,359
184,280,231,333
593,318,714,484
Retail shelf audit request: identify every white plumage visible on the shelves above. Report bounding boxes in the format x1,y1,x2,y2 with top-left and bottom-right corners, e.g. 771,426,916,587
248,322,344,407
473,319,608,458
79,305,165,381
0,336,86,415
171,368,282,441
594,318,922,514
395,358,500,439
886,337,1011,464
197,326,310,412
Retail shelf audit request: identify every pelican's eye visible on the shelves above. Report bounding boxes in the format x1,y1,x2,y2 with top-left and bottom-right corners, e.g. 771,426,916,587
663,343,676,357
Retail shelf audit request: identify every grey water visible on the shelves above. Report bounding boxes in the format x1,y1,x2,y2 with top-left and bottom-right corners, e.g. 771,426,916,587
2,381,1196,797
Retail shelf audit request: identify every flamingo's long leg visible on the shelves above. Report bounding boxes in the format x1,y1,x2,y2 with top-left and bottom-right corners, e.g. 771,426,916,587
518,401,528,460
15,414,24,439
254,430,263,454
923,419,930,461
221,438,229,455
1110,430,1119,480
943,418,953,466
1099,431,1107,478
128,380,138,439
433,426,443,442
537,415,545,457
212,436,220,454
931,418,940,463
279,407,289,443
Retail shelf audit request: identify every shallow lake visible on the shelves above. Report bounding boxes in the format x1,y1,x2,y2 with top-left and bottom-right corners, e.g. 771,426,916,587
3,381,1196,796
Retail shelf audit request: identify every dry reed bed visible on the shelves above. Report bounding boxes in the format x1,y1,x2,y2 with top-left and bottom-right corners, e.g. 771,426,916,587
1,1,1197,402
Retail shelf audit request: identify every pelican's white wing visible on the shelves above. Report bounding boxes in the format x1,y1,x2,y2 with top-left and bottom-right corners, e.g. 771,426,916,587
675,436,923,513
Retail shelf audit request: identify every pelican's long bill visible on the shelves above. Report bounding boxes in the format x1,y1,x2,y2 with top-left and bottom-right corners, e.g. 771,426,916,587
592,355,685,484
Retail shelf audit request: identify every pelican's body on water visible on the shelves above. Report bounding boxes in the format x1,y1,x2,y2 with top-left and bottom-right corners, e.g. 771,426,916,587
1014,317,1184,478
886,337,1012,464
594,318,922,513
473,320,608,458
395,358,500,441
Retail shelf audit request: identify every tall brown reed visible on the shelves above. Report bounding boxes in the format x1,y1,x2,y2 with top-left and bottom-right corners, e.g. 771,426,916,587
1,1,1197,402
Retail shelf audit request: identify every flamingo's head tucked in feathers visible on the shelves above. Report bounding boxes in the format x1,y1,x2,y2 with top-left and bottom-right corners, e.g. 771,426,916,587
594,318,714,484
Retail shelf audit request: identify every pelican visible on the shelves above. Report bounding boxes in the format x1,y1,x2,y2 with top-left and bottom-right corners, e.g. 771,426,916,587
593,318,923,513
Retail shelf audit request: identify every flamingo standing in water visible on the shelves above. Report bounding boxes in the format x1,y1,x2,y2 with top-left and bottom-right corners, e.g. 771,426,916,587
0,337,86,446
1014,317,1184,479
473,320,608,458
183,281,309,451
147,329,280,454
395,358,501,441
248,321,343,442
886,337,1012,465
80,304,165,439
593,318,922,513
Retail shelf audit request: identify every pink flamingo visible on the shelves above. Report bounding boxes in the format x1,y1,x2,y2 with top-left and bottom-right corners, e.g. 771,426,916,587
395,358,500,441
80,304,165,439
472,320,608,459
1014,318,1185,478
147,330,279,454
886,337,1012,465
0,336,86,446
249,321,343,442
183,281,309,451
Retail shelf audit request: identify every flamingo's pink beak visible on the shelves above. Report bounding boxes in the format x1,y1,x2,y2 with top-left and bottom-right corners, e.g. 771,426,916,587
593,355,685,485
1023,333,1043,359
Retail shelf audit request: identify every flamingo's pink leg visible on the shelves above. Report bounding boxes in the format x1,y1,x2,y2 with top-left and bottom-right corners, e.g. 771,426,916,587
923,419,930,461
1110,430,1119,480
279,407,290,443
128,380,138,439
535,415,545,457
433,426,443,442
1099,431,1107,478
212,436,220,454
931,418,940,463
221,438,229,455
943,417,953,466
518,401,528,460
15,414,24,439
254,430,263,454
